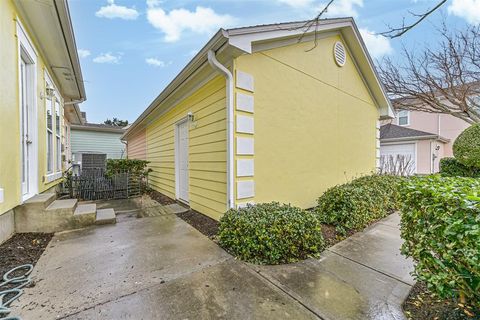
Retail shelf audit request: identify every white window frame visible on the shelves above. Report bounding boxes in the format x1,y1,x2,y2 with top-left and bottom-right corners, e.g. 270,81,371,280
44,71,63,178
397,110,410,126
45,73,55,174
54,96,62,172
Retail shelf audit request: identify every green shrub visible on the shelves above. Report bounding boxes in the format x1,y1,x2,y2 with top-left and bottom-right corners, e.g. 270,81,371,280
316,174,403,234
218,202,324,264
105,159,152,177
453,124,480,168
439,157,480,178
400,176,480,306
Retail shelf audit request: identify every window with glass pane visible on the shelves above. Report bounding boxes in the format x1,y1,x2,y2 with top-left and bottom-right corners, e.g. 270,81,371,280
55,100,62,171
397,110,409,126
46,95,53,173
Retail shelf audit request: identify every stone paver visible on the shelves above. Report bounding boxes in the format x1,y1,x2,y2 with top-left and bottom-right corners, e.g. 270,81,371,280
95,208,116,224
164,203,189,214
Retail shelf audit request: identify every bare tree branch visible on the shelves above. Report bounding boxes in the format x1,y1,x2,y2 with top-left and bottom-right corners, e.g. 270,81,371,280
378,0,447,38
289,0,335,51
378,24,480,125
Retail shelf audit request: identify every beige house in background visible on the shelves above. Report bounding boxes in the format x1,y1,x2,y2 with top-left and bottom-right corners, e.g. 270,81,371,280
380,109,470,174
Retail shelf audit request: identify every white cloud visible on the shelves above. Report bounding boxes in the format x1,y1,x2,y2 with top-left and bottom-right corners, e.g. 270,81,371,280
318,0,363,18
277,0,316,8
359,28,393,59
448,0,480,24
145,58,168,67
146,0,161,6
93,52,122,64
146,2,235,42
96,0,139,20
78,49,91,58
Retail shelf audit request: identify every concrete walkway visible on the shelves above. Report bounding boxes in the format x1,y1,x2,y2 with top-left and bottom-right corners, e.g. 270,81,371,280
254,213,415,320
11,200,414,320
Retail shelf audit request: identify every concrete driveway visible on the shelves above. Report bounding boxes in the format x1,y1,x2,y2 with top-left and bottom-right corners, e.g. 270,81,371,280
11,201,316,320
11,200,414,320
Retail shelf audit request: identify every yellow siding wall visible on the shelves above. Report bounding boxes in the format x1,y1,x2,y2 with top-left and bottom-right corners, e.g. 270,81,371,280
234,35,379,208
146,76,227,220
0,0,64,216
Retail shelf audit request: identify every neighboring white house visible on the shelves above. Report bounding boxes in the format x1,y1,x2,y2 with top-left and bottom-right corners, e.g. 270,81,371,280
70,122,126,172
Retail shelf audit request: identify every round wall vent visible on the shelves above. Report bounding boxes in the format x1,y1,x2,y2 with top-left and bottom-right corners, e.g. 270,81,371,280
333,41,346,67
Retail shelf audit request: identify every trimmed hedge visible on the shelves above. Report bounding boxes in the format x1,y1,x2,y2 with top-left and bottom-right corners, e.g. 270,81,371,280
315,174,402,234
453,124,480,168
400,176,480,306
105,159,152,177
439,157,480,178
218,202,324,264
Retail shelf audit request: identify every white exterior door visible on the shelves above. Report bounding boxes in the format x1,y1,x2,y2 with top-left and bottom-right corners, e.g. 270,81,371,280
20,57,36,200
176,120,189,202
380,143,416,174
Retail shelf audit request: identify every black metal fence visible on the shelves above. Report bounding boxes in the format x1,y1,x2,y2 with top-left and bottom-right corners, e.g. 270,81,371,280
65,172,146,201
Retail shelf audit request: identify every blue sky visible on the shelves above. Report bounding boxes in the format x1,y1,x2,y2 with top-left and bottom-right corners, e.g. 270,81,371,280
68,0,480,124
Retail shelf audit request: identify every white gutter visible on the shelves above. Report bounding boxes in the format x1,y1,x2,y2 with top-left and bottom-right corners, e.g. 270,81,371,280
207,50,234,209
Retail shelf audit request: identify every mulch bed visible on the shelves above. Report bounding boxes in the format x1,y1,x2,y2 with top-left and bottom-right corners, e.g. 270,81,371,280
176,210,219,239
148,190,177,205
0,233,53,278
403,282,479,320
145,190,359,247
320,223,356,248
147,191,219,238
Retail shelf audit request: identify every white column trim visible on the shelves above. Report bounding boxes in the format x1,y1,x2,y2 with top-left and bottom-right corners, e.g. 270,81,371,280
236,115,254,134
236,70,254,92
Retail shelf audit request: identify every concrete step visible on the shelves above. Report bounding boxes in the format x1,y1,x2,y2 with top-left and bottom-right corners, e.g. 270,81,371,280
96,208,116,225
73,203,97,226
23,193,56,209
46,199,78,212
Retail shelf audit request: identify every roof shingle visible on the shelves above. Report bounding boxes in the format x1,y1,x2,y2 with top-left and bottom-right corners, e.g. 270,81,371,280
380,123,437,140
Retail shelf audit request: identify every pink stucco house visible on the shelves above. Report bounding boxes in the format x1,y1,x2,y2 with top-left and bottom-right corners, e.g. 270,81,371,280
380,110,470,174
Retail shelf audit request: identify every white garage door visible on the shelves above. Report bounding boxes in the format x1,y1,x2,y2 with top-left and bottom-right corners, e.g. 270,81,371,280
380,143,416,174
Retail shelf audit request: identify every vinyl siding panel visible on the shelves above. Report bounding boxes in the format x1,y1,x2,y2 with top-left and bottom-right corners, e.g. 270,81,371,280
127,129,146,160
146,76,227,220
71,129,125,159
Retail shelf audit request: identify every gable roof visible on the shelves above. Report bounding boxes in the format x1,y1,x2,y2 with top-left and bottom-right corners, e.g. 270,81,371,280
380,123,449,142
123,18,394,140
71,123,126,134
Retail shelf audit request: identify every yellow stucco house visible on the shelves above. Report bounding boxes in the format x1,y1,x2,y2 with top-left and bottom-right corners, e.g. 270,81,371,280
123,18,394,220
0,0,86,242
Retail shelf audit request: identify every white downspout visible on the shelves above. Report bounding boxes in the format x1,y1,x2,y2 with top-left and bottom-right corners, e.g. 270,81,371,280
207,50,235,209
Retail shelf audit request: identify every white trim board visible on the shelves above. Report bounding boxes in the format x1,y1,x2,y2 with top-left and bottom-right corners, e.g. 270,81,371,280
237,180,255,199
237,159,254,177
236,71,254,92
44,172,62,183
236,93,254,113
174,116,190,203
236,115,254,134
236,137,254,155
17,19,39,202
